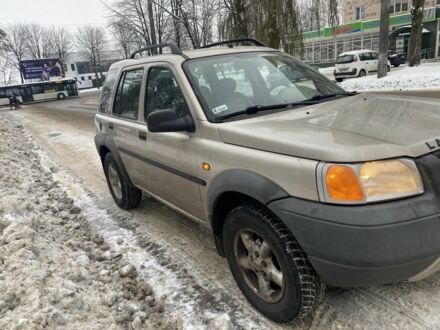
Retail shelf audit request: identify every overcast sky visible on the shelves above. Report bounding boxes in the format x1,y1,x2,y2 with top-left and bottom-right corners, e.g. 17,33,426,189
0,0,108,32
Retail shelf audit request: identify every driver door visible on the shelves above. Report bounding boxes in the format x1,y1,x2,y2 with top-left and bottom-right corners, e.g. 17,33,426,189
135,64,205,220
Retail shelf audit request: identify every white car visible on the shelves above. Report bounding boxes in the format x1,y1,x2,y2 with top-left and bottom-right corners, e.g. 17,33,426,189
334,50,391,82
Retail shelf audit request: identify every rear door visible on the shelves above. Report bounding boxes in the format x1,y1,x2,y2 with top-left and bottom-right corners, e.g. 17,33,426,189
359,52,372,72
109,66,149,186
369,52,379,72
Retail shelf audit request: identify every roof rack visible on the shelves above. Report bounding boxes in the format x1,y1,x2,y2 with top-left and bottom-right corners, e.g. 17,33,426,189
201,38,266,49
130,43,182,59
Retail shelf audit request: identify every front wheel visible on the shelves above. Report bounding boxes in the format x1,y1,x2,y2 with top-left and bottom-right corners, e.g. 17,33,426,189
104,153,142,210
223,204,324,323
57,93,66,100
335,78,343,83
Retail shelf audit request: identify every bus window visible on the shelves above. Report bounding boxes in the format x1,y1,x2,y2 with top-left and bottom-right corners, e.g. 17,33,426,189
55,83,65,92
0,89,6,98
43,83,56,93
31,85,44,94
6,88,20,96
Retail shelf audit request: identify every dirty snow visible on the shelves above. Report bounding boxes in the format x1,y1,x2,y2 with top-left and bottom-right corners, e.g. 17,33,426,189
338,63,440,92
0,115,191,329
79,88,101,94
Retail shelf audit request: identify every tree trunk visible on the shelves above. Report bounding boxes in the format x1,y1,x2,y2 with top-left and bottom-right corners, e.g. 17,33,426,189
408,0,425,67
378,0,390,78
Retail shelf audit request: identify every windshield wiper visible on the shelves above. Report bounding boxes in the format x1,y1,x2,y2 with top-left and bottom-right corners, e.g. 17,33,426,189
213,92,357,122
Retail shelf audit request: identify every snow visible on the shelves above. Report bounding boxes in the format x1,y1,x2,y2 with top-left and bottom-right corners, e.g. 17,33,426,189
338,63,440,92
79,88,101,94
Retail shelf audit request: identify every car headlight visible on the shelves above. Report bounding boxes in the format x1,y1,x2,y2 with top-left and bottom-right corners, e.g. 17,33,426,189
318,159,424,204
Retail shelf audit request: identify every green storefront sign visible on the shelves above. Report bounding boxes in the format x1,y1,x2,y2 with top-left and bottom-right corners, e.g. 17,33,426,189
300,7,438,41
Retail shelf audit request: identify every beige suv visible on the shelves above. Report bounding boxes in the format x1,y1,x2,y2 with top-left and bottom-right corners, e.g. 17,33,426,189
95,39,440,323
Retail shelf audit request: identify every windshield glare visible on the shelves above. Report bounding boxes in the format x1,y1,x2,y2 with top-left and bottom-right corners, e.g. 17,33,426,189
184,52,346,120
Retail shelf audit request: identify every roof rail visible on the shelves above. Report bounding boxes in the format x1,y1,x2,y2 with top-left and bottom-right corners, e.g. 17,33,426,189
201,38,266,49
130,43,182,59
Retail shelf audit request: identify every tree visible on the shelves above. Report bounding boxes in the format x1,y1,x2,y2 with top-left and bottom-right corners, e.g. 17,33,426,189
408,0,425,67
377,0,390,78
0,50,16,85
1,24,28,83
49,27,72,64
111,21,136,59
76,25,107,88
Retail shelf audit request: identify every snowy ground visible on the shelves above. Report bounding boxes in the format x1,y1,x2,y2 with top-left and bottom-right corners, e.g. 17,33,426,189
0,115,231,330
339,63,440,92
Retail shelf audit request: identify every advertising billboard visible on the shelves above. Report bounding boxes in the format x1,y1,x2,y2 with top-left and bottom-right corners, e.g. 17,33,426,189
19,59,64,80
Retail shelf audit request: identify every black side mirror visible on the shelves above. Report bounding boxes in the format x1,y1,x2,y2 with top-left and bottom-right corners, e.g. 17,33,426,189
147,109,195,133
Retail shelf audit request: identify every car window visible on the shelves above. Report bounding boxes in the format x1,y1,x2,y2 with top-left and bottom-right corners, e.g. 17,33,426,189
145,67,189,119
370,52,378,60
113,68,144,120
99,68,118,114
359,53,371,61
184,52,346,121
336,55,354,64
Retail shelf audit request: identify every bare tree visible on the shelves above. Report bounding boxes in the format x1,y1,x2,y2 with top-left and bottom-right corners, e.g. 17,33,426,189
378,0,390,78
408,0,425,67
111,21,136,58
76,25,107,88
0,50,16,85
1,24,28,83
49,27,72,64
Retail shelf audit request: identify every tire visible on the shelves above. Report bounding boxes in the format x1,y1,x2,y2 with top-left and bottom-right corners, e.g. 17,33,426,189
387,65,391,72
57,93,66,100
104,153,142,210
358,69,366,77
335,78,343,83
393,64,400,68
223,203,324,323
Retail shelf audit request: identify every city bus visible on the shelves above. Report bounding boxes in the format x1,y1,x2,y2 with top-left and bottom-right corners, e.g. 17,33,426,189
0,78,78,107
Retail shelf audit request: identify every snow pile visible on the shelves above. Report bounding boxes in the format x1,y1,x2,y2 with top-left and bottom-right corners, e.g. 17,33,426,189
0,116,176,329
339,63,440,91
79,88,101,94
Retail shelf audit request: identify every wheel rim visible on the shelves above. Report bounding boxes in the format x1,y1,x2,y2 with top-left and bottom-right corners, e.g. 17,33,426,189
108,163,122,200
234,228,285,303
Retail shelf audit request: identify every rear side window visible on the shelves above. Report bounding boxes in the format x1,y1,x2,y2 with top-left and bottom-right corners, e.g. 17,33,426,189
113,68,144,120
359,53,371,61
99,69,118,114
336,55,354,64
370,52,378,60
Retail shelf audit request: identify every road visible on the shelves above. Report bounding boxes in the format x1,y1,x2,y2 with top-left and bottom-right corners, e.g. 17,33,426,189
4,91,440,329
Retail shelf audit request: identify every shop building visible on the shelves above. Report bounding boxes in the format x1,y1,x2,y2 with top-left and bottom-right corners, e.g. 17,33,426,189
287,2,440,66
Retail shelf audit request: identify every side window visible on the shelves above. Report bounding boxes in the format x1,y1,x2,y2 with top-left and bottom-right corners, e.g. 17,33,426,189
370,52,379,60
145,67,189,119
359,53,371,61
113,68,144,120
99,68,118,114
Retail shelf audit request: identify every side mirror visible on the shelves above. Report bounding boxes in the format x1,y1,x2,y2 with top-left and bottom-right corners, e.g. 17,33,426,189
147,109,195,133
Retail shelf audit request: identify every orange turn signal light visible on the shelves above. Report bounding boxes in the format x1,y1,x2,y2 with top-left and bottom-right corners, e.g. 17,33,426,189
326,165,364,202
202,163,211,171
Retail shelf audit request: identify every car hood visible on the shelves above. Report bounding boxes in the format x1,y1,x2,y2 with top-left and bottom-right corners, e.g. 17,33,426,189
216,94,440,162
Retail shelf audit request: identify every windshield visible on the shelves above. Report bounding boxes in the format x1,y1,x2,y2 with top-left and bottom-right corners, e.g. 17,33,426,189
183,52,346,121
336,54,355,64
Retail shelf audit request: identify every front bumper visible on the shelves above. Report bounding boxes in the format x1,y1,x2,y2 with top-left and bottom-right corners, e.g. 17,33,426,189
268,152,440,287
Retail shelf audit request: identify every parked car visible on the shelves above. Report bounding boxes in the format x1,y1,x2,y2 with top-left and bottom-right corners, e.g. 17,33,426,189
334,50,391,82
95,39,440,323
388,50,406,67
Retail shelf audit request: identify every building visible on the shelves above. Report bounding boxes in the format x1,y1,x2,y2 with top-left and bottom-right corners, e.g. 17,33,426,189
64,51,124,89
290,1,440,66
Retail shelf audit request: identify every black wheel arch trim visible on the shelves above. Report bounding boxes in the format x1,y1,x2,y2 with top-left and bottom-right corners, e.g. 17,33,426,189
94,135,135,187
207,169,289,254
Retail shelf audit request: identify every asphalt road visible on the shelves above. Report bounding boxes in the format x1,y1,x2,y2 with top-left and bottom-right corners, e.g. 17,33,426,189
3,91,440,329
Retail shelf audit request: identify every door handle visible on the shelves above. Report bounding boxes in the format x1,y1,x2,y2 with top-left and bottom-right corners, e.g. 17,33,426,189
108,123,114,129
138,131,147,141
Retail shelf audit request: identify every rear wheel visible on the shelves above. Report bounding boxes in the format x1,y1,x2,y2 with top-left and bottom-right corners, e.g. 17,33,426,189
358,69,366,77
57,93,66,100
104,153,142,209
387,65,391,72
223,203,324,323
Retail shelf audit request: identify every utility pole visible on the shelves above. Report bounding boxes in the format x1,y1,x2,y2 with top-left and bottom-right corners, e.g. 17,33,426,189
378,0,390,78
91,46,100,89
